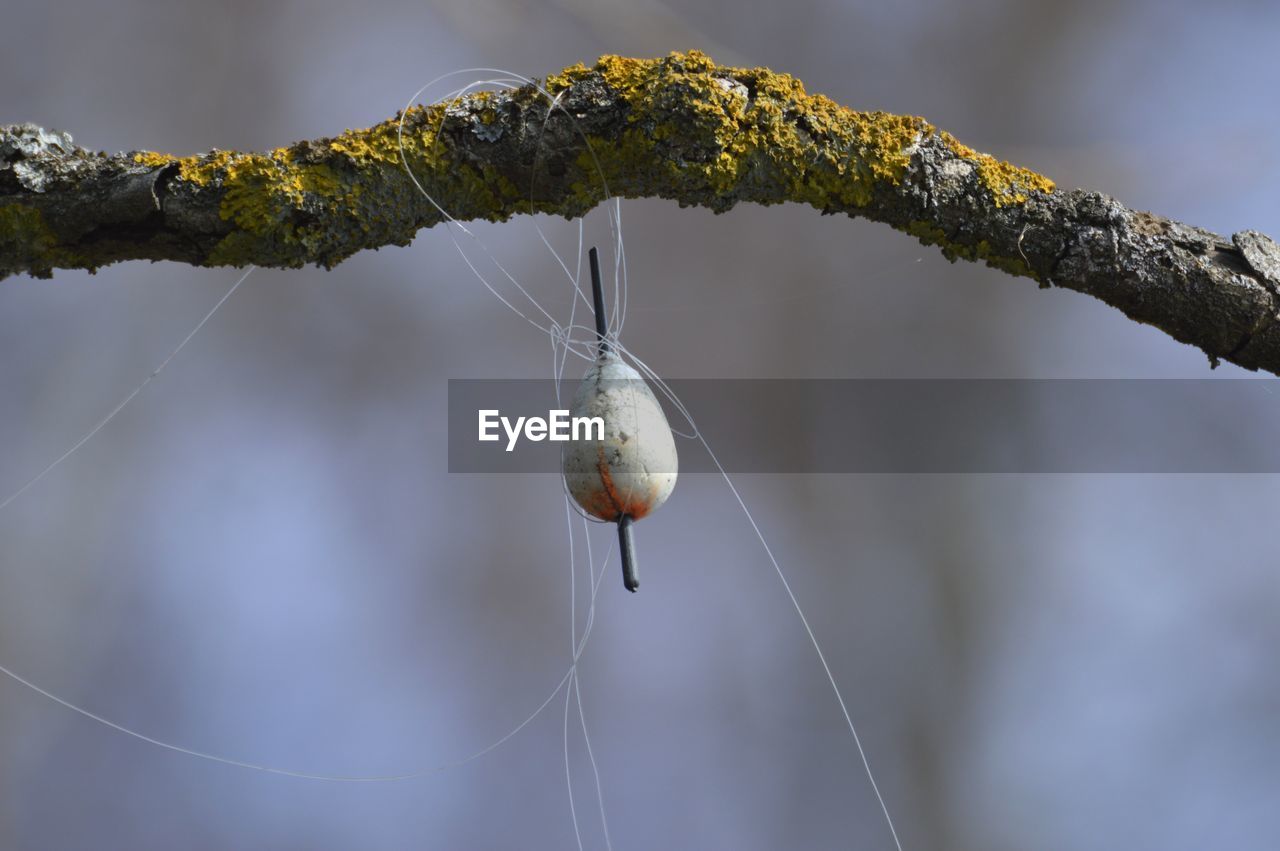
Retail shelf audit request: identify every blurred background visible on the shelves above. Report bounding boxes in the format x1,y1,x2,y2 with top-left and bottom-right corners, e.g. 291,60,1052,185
2,1,1279,848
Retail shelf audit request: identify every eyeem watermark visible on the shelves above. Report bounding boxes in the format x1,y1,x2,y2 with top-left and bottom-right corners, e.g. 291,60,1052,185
478,409,604,452
452,378,1280,473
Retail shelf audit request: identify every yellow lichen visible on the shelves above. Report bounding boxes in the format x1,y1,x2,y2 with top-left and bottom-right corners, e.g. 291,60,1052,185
134,52,1053,274
158,96,527,268
942,133,1055,206
574,51,933,210
177,150,235,186
217,154,346,233
545,62,591,93
132,151,177,168
327,106,453,186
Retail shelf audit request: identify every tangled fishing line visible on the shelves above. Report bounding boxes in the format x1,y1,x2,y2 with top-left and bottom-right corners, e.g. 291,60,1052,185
0,67,904,851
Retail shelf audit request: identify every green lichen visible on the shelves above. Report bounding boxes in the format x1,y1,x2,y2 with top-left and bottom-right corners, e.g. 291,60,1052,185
903,219,1034,279
0,203,60,274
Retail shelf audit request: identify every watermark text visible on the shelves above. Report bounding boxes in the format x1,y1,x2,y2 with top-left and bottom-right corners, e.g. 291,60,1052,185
478,409,604,452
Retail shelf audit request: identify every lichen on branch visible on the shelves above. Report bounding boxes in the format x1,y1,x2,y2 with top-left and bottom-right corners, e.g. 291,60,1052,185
3,51,1280,375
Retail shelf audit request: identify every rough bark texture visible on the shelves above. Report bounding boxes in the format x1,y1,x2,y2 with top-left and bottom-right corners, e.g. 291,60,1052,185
4,52,1280,374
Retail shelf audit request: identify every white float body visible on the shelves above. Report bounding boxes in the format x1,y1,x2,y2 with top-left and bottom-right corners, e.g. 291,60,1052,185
562,351,678,522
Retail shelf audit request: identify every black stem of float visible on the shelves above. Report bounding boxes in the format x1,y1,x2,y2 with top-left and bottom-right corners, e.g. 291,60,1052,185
588,245,637,593
589,246,610,355
618,514,639,593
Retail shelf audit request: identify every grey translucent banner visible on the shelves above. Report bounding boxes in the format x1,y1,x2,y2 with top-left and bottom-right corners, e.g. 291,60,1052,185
447,379,1280,473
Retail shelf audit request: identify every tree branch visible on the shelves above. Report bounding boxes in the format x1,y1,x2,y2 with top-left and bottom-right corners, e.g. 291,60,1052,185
4,51,1279,373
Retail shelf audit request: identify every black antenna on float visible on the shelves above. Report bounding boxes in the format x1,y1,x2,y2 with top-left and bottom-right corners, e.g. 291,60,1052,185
589,247,611,355
588,246,639,592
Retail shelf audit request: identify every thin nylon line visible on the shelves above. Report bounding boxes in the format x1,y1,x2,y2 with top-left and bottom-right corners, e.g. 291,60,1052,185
0,66,635,793
614,342,905,851
395,69,621,357
571,513,613,851
530,90,598,328
705,451,904,851
0,267,254,513
397,76,561,336
557,292,614,850
399,64,906,849
1,485,603,782
574,669,613,851
562,503,611,851
0,658,574,782
562,483,583,851
0,264,594,782
564,675,585,851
